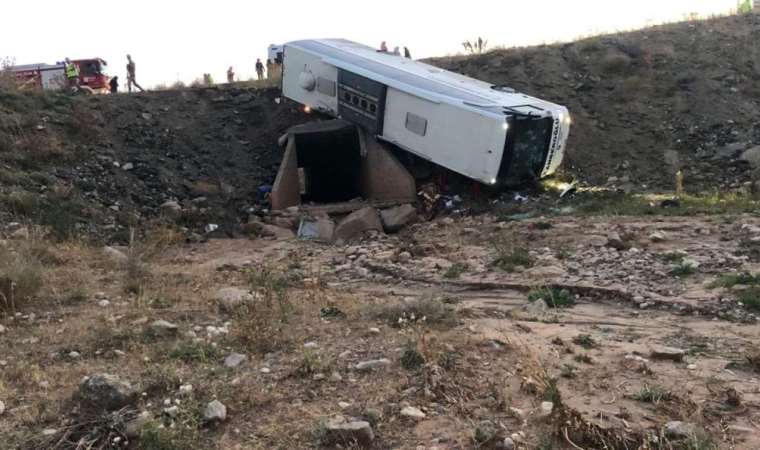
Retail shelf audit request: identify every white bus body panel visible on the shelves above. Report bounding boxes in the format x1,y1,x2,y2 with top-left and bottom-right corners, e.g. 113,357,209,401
281,45,339,115
382,87,505,182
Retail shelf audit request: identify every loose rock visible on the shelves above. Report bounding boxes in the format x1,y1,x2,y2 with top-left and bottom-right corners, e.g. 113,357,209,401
324,419,375,446
224,353,247,368
400,406,426,419
380,204,417,233
204,400,227,421
355,359,391,371
78,373,136,411
650,346,686,362
334,207,383,242
148,320,179,337
213,287,254,312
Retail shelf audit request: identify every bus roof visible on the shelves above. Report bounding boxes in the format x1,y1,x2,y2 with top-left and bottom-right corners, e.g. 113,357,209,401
285,39,562,117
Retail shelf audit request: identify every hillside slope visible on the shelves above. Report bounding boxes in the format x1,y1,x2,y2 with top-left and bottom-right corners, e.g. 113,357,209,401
0,86,307,241
430,13,760,190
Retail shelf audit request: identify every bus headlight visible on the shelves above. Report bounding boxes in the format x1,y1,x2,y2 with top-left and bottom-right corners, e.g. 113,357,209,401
564,114,572,125
502,122,509,131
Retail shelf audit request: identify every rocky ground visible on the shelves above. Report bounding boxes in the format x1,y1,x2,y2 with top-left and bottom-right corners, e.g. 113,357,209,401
1,208,760,449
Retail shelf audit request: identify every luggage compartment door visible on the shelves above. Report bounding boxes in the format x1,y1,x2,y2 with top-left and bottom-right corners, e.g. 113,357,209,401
338,70,387,135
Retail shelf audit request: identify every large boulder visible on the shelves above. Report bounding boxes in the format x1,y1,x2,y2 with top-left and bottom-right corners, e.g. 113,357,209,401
380,204,417,233
78,373,136,411
333,207,383,242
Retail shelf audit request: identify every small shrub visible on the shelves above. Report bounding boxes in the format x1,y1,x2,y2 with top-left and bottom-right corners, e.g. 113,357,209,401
400,345,425,370
711,272,760,289
319,305,345,318
555,245,573,260
574,354,593,364
491,237,533,272
90,326,139,353
528,287,575,308
140,416,201,450
297,349,321,377
736,286,760,311
168,340,220,363
533,221,553,230
232,267,294,354
473,420,498,444
370,296,457,328
543,377,561,405
672,262,697,277
681,432,717,450
443,262,469,279
661,251,686,263
64,286,89,304
600,53,632,74
142,365,180,395
633,384,669,403
572,334,597,349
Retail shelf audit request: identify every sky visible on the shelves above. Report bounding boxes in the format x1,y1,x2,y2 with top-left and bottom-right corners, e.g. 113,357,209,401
0,0,741,88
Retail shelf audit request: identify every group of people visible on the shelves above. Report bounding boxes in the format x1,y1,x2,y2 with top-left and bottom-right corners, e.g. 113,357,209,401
63,54,143,94
379,41,412,59
225,57,282,83
255,57,282,81
63,52,284,94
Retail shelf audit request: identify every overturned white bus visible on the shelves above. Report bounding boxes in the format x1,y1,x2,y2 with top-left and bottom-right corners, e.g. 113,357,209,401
280,39,571,186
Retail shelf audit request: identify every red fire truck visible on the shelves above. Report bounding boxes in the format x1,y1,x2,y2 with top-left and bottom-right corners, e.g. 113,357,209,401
8,58,111,93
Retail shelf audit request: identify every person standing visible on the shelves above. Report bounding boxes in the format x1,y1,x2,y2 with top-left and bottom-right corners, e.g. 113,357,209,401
379,41,388,52
255,58,265,81
266,59,273,79
109,75,119,93
64,58,79,88
227,66,235,83
126,54,144,93
404,47,412,59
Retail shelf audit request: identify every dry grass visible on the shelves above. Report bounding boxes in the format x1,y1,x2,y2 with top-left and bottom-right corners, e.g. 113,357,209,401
0,238,46,313
231,266,294,354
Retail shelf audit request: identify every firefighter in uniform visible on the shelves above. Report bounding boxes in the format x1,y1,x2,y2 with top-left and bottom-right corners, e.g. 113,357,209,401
64,58,79,89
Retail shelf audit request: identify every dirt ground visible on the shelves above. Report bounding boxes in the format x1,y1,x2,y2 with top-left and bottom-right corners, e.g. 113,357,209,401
1,210,759,449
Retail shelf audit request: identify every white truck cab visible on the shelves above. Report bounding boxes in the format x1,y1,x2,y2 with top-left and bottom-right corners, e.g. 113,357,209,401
281,39,570,186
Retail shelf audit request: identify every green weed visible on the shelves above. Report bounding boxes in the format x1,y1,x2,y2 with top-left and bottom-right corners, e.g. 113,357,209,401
528,287,575,308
